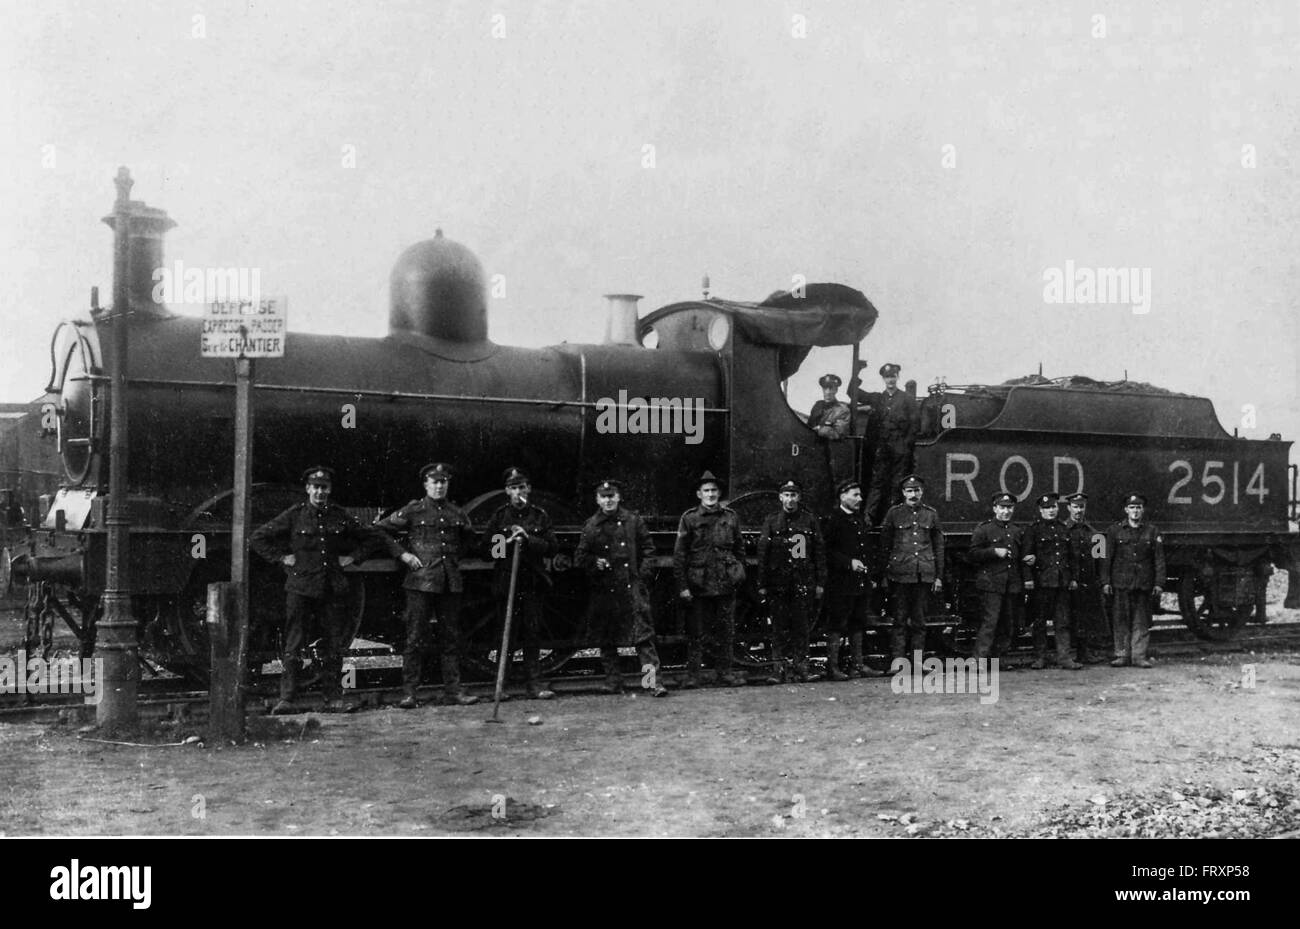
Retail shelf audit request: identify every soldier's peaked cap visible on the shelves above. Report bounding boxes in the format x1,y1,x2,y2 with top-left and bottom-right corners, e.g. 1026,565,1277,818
778,480,801,493
696,470,723,489
901,474,924,489
818,373,842,389
1066,492,1089,502
880,363,901,377
1124,493,1147,506
1036,493,1060,508
595,478,622,494
836,478,861,495
302,466,334,485
992,492,1016,506
502,466,530,487
420,462,453,481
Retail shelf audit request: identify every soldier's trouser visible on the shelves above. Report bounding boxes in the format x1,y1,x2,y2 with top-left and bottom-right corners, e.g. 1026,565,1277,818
974,590,1016,659
403,589,465,697
590,583,662,689
685,594,737,674
600,641,663,690
499,590,545,688
284,592,349,701
889,583,928,658
1069,586,1108,659
1112,589,1152,662
1032,587,1073,663
769,587,814,672
825,591,869,634
865,442,909,525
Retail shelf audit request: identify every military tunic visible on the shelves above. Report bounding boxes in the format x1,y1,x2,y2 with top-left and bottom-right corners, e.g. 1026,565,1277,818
821,505,873,633
966,517,1021,658
483,501,559,689
574,505,663,687
808,399,851,440
880,502,945,658
757,507,826,675
250,502,399,701
376,497,478,698
1022,516,1081,664
860,388,920,523
1101,520,1166,663
674,504,747,679
1063,517,1108,660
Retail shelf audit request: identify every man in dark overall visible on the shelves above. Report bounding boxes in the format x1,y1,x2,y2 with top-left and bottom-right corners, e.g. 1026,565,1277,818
674,470,748,688
1021,493,1082,669
808,374,851,440
968,492,1022,660
858,363,919,526
880,475,944,661
756,479,826,684
574,479,668,697
1101,493,1166,668
377,462,480,707
251,466,399,714
483,466,559,700
1061,492,1108,663
821,479,875,680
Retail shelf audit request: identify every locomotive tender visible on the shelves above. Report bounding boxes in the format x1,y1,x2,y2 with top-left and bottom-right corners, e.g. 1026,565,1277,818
10,174,1297,681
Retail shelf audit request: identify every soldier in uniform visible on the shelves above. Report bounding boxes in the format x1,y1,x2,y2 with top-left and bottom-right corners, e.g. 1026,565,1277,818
1061,492,1108,663
674,470,748,688
251,466,400,714
756,479,826,684
857,363,920,525
1021,493,1082,670
880,475,944,661
808,374,851,440
967,492,1022,660
377,463,480,707
1101,493,1166,668
574,479,669,697
482,467,559,700
821,479,875,679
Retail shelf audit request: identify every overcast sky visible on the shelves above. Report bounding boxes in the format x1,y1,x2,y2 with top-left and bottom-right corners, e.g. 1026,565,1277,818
3,0,1297,462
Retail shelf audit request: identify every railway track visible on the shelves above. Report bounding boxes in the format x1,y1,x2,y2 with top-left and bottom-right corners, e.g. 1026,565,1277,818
2,620,1297,725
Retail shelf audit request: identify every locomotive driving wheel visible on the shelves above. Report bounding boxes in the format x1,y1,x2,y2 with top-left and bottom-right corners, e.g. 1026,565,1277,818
1177,572,1251,642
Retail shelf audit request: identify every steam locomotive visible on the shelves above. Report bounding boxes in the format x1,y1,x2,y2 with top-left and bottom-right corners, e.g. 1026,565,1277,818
8,172,1297,683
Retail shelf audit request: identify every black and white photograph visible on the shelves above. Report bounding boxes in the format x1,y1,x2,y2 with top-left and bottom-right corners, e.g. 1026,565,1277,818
1,0,1298,871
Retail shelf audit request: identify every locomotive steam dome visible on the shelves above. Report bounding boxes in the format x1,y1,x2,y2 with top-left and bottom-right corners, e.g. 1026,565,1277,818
389,230,489,344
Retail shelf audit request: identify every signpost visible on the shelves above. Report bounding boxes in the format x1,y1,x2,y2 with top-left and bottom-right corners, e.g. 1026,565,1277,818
204,298,285,742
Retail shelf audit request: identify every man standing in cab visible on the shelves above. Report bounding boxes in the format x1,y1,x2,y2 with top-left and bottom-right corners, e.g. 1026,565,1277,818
808,374,851,440
483,467,559,700
1061,492,1108,663
1101,493,1166,668
880,475,944,662
968,492,1022,661
858,363,920,525
821,479,875,679
574,479,668,697
377,463,480,708
674,471,748,688
756,479,826,684
1021,493,1082,669
251,466,400,715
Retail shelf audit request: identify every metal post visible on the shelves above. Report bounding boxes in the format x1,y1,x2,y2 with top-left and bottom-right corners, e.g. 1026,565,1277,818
849,341,861,481
96,166,138,731
231,355,254,701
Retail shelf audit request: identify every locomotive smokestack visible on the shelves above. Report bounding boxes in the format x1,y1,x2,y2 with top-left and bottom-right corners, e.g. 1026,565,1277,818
389,230,489,343
602,294,642,345
102,176,176,319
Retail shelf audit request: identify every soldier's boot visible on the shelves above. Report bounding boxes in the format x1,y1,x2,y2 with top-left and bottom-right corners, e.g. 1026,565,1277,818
600,651,623,694
273,656,301,714
682,640,703,689
764,644,784,685
848,633,866,678
826,638,849,681
793,659,819,683
524,648,556,700
441,653,478,706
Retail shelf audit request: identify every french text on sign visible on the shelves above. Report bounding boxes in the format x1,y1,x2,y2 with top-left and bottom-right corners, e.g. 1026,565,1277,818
200,297,288,358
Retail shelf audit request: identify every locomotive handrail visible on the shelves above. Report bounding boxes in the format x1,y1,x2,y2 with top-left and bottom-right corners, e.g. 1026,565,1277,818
83,375,731,413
